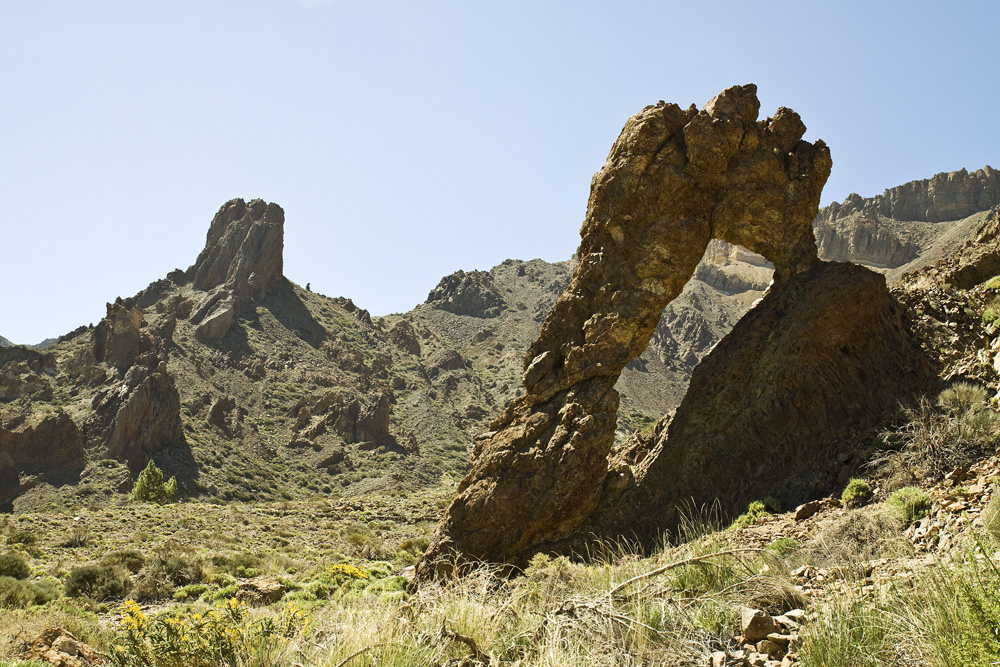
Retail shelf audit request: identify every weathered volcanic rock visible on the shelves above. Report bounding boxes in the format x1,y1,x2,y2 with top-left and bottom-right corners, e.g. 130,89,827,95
418,84,834,576
584,261,933,543
818,166,999,224
84,308,183,465
185,198,284,341
901,207,1000,290
814,213,920,268
426,269,507,318
0,409,85,510
0,346,55,402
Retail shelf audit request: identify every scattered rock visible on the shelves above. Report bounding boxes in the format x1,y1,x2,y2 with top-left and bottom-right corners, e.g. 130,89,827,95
17,627,100,667
237,576,286,605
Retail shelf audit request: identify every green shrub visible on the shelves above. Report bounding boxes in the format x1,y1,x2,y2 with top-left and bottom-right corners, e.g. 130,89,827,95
982,491,1000,540
102,549,146,574
938,382,988,414
728,500,771,530
0,553,30,580
105,598,306,667
65,564,131,600
6,529,36,546
173,583,209,601
130,460,177,504
765,538,801,557
886,486,933,523
0,576,59,609
841,478,873,508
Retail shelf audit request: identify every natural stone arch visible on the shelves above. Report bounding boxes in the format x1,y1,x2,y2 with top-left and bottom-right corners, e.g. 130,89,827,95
417,84,834,577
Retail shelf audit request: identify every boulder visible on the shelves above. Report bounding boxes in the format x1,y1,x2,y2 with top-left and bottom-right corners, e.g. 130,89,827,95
195,297,235,343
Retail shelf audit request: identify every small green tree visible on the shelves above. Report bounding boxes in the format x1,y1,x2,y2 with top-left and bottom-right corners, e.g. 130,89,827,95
131,460,177,504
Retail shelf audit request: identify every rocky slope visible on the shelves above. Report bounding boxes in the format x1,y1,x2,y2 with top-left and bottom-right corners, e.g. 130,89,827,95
0,335,13,347
0,153,996,523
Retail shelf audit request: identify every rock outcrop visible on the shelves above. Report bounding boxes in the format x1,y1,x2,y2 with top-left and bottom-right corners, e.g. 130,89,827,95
418,84,836,576
814,214,920,268
426,269,507,318
584,261,932,544
900,207,1000,290
84,305,183,465
0,346,55,402
0,409,85,510
185,198,285,342
817,166,999,224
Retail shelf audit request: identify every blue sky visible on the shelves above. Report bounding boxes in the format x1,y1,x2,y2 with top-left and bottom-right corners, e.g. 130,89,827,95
2,0,998,344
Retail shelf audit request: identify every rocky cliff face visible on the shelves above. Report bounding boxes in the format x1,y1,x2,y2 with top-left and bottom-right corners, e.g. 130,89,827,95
814,214,920,268
0,408,85,511
184,198,285,342
819,166,999,224
584,262,932,545
419,84,844,576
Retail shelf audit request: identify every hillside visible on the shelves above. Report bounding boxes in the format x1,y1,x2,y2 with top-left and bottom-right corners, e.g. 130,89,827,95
0,336,12,348
2,167,998,515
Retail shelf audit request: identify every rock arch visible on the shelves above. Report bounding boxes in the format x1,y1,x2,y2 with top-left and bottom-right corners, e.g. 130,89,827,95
417,85,928,578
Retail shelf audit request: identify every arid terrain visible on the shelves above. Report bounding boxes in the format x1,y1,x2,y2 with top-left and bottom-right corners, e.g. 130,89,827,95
3,87,1000,665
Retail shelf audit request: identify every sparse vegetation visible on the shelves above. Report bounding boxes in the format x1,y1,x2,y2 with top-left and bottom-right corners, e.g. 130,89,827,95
886,486,933,523
841,478,873,508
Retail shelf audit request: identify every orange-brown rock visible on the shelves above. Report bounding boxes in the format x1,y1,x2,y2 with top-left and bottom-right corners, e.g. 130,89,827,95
417,84,931,578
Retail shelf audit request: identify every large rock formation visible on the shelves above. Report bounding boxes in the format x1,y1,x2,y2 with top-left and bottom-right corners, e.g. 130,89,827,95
418,84,836,576
84,304,183,466
417,85,936,578
0,409,85,510
425,269,507,318
585,261,932,544
186,198,285,342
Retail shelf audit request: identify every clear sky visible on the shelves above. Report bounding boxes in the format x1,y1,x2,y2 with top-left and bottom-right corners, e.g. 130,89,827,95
2,1,998,345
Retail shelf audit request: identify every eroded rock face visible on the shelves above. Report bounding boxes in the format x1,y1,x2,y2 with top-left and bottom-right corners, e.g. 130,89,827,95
0,410,85,510
814,214,920,268
426,269,507,318
84,309,183,465
584,261,933,544
185,198,285,341
418,84,833,576
818,166,999,224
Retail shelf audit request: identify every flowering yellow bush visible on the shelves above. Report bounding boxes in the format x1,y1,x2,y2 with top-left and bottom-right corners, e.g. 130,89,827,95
104,597,307,667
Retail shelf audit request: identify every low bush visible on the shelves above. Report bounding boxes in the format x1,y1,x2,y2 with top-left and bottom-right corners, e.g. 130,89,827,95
65,564,131,601
6,529,37,546
729,500,771,530
102,549,146,574
105,598,307,667
841,478,873,509
886,486,933,523
0,552,30,580
0,576,60,609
